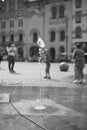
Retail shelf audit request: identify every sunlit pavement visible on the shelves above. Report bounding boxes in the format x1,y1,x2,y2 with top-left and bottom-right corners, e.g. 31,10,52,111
0,61,87,130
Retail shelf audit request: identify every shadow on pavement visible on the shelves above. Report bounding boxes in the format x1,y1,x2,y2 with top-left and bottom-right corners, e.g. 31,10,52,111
50,79,60,83
10,72,21,75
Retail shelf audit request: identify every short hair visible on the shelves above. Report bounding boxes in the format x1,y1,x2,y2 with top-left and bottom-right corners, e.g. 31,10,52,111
76,43,82,48
8,42,14,47
8,42,12,47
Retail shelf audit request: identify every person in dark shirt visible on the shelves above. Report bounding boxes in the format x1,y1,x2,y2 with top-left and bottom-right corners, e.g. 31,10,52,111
73,43,85,83
44,49,51,79
0,47,3,69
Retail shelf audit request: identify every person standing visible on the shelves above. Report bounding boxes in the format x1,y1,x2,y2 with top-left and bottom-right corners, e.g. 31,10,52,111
0,51,2,69
7,43,17,73
0,47,3,69
44,49,51,79
73,43,85,83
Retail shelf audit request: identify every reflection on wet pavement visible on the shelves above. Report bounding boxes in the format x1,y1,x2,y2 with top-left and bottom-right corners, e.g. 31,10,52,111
0,86,87,130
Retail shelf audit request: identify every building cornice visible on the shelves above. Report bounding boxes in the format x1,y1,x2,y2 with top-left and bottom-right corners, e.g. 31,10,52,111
23,0,71,6
0,0,71,20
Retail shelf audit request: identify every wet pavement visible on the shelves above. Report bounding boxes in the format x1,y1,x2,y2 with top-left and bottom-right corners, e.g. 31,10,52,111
0,61,87,130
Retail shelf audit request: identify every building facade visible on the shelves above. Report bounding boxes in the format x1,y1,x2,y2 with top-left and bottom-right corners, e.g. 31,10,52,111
72,0,87,55
0,0,86,61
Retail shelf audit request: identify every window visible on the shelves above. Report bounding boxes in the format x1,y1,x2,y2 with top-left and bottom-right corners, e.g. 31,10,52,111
9,0,15,11
1,21,6,29
18,0,24,9
19,34,23,42
75,0,82,8
59,5,65,18
75,11,82,23
10,34,14,42
33,32,37,42
0,0,7,12
50,31,56,42
10,20,14,28
18,19,23,27
75,26,82,38
60,30,65,41
2,35,6,43
51,6,57,19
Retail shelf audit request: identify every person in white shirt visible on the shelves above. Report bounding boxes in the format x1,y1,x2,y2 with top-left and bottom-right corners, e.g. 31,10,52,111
7,43,17,73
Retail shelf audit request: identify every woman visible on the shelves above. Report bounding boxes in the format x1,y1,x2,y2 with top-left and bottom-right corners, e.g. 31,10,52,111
7,43,17,73
73,43,85,83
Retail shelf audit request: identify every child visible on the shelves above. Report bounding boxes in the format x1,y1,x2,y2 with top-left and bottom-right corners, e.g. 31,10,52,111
44,49,51,79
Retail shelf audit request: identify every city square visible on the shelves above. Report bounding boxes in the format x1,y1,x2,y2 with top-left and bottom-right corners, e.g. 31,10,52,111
0,61,87,130
0,0,87,130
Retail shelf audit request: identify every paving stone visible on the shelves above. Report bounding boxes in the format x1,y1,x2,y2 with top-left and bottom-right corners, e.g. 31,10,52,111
0,62,87,130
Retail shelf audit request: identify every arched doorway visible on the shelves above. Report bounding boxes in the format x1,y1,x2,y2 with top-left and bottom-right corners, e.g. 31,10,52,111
30,46,39,61
49,47,55,62
18,47,24,60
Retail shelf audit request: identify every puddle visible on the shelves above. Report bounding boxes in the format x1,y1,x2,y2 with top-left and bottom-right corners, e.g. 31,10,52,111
0,87,86,130
0,87,85,118
0,98,65,115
